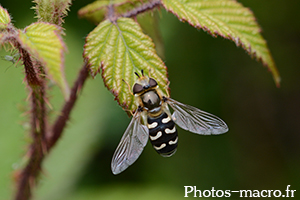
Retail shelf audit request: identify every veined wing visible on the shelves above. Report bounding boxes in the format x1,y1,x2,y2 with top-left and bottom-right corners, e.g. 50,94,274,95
166,97,228,135
111,111,148,175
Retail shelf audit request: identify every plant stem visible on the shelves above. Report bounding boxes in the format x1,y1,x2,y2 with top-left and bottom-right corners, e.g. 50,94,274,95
15,55,89,199
15,49,47,200
121,0,161,18
13,0,159,198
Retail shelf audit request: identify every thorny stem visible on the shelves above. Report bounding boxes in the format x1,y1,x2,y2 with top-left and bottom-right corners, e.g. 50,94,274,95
13,0,159,199
15,48,47,200
121,0,161,18
107,0,161,22
15,60,89,200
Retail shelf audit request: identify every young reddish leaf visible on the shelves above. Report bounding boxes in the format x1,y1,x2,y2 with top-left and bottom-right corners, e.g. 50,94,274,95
18,22,70,99
162,0,280,86
84,18,168,111
0,5,11,30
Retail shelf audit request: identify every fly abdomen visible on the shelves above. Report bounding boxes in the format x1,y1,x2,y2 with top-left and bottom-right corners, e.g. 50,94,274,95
147,112,178,157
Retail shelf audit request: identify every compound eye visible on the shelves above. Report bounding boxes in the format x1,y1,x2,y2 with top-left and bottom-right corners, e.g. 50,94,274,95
133,83,143,94
149,78,158,87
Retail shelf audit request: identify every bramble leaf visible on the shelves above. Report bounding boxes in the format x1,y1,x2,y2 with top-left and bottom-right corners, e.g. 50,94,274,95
78,0,118,24
162,0,280,86
84,18,168,111
78,0,149,24
0,5,11,30
33,0,71,25
18,22,69,99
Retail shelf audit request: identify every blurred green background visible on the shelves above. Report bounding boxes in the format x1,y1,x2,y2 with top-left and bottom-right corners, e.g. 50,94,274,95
0,0,299,199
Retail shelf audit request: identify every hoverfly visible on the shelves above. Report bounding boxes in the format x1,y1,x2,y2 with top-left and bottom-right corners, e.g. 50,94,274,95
111,70,228,174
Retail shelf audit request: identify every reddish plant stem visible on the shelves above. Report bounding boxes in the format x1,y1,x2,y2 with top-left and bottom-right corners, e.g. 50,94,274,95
46,62,89,149
15,48,89,199
15,60,89,199
13,0,158,198
121,0,161,18
15,48,47,200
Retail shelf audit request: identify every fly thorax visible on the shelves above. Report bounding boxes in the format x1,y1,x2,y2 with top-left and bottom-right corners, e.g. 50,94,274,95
141,90,161,110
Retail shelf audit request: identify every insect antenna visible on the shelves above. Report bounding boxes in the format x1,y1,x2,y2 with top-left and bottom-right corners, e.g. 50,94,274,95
134,72,140,78
141,69,144,76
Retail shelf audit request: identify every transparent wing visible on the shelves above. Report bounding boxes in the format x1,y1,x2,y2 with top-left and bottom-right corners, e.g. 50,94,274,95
111,111,148,175
166,97,228,135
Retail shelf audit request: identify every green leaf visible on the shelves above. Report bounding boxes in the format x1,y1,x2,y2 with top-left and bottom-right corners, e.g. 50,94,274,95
84,18,168,111
78,0,116,24
78,0,149,24
0,5,11,30
162,0,280,86
33,0,71,25
18,22,70,99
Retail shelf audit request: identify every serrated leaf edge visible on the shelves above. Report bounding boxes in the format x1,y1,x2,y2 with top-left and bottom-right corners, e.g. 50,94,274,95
84,18,168,111
17,22,70,99
78,0,131,17
162,0,280,86
0,5,11,29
